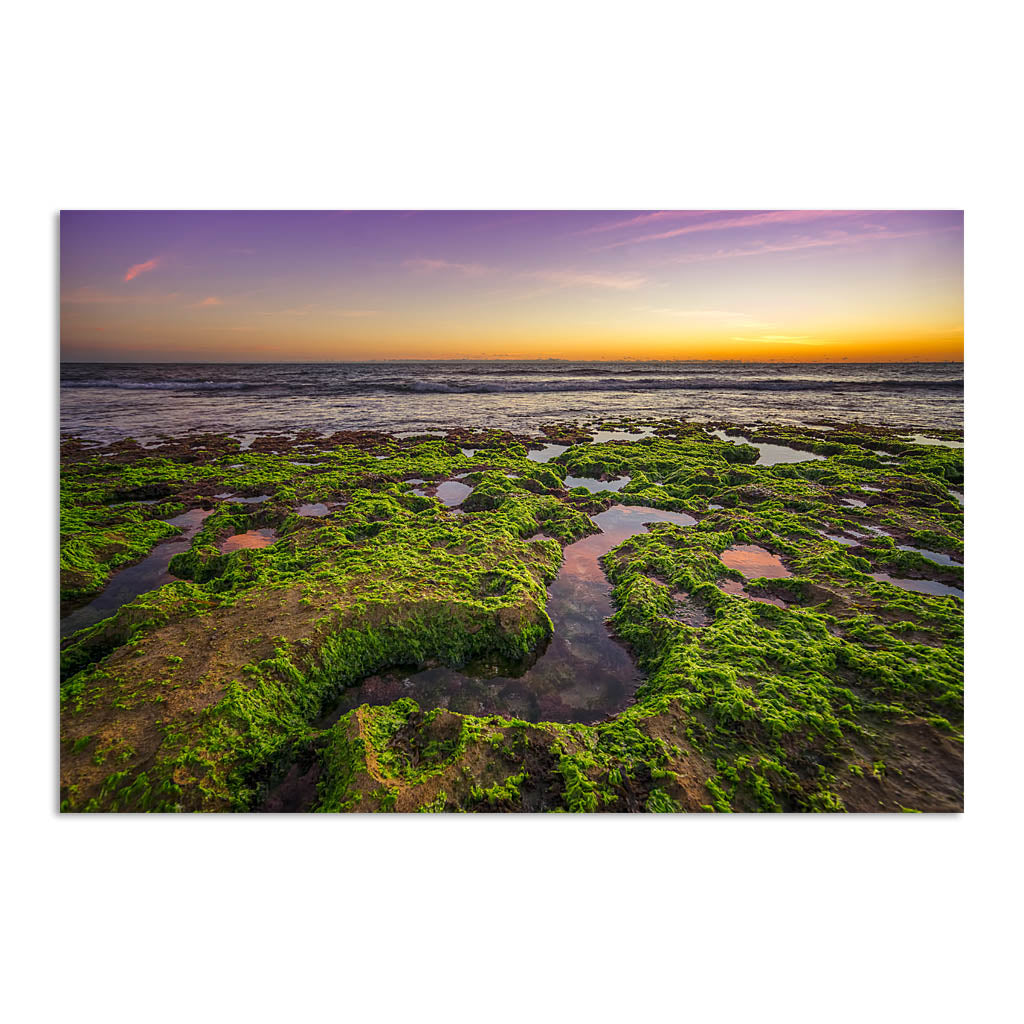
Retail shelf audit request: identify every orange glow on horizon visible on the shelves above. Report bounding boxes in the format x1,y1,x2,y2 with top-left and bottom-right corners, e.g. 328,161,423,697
61,210,964,363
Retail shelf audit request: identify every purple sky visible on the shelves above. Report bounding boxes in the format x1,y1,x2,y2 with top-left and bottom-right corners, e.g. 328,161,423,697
60,210,963,361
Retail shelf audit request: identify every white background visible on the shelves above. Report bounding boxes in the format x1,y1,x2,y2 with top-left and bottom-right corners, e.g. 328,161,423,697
3,2,1019,1021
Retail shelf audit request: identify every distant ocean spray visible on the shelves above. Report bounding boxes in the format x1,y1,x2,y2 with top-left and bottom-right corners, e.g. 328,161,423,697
60,361,963,441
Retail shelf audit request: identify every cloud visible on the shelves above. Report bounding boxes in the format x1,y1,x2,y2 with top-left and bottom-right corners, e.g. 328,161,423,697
258,307,312,317
405,257,646,292
123,257,160,282
577,211,712,235
595,210,866,250
663,225,962,267
404,257,493,277
255,305,378,319
647,307,772,327
197,296,223,307
528,269,647,291
731,334,824,346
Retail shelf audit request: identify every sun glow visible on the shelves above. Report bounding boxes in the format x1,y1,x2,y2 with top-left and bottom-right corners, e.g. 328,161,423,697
60,210,963,363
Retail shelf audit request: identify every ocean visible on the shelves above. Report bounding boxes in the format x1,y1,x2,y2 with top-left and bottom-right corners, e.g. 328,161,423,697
59,361,963,441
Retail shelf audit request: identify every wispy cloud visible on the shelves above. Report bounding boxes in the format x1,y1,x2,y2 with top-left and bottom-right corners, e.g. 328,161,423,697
577,211,712,235
528,269,646,291
595,210,866,250
731,334,824,346
646,307,772,327
404,257,493,277
197,296,223,307
405,257,646,291
670,226,954,265
123,257,160,282
255,305,378,319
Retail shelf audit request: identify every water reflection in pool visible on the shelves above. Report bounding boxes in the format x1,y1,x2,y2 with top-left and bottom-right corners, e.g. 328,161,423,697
415,481,475,506
217,493,271,504
590,428,655,444
526,443,569,463
870,573,963,599
324,505,697,724
901,434,964,449
219,528,278,552
896,545,961,567
820,531,859,547
709,429,826,467
719,544,792,578
564,475,631,493
60,508,213,637
856,523,892,538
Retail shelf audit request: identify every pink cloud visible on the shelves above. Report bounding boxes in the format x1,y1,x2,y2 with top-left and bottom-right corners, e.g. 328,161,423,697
577,211,713,235
404,258,646,292
123,257,160,282
197,296,222,307
669,226,955,265
528,269,647,291
404,257,493,277
596,210,866,250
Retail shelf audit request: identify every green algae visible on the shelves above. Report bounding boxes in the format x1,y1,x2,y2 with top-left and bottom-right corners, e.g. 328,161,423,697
60,422,963,812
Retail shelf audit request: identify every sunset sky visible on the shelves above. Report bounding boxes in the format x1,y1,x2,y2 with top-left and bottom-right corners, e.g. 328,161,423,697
59,210,963,362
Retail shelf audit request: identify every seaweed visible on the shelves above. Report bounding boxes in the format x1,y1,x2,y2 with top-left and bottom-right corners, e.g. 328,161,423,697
59,421,963,812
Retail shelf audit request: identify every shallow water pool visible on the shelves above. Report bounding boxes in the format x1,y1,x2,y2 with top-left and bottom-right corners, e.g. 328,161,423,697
590,428,655,444
323,505,697,724
896,545,961,567
434,481,474,506
870,573,963,599
526,443,569,464
901,434,964,449
60,508,213,638
220,528,278,552
820,531,859,547
217,493,271,504
709,429,826,467
564,475,631,493
720,544,792,578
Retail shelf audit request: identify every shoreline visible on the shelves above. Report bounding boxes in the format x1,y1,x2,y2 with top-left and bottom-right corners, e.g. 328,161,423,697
58,362,965,442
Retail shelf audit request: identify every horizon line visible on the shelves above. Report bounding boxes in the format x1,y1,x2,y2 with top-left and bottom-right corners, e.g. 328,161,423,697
58,357,965,365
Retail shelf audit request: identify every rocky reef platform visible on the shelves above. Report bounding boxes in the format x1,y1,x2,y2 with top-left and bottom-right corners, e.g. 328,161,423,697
59,417,963,812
